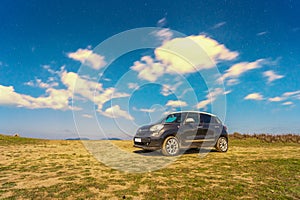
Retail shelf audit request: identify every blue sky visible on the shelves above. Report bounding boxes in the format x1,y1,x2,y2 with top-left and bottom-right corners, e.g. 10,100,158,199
0,0,300,139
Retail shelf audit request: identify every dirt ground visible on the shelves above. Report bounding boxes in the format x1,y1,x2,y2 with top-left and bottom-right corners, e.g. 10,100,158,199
0,136,299,199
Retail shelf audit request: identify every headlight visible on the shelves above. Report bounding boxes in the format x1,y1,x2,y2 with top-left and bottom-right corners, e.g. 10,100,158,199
150,124,163,137
150,124,163,132
151,132,161,137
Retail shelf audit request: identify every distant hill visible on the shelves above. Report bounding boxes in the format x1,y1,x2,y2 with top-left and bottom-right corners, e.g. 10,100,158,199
65,137,123,140
100,137,122,140
65,137,90,140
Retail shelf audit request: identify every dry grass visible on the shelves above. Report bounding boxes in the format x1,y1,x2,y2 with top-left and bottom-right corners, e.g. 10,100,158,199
0,134,299,199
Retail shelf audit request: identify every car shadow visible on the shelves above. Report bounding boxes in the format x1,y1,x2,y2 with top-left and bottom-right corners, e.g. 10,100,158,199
133,148,218,157
133,149,162,156
183,148,218,154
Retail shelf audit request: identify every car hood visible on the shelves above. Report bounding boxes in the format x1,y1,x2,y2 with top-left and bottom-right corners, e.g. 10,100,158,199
134,123,162,137
136,123,179,136
138,124,157,131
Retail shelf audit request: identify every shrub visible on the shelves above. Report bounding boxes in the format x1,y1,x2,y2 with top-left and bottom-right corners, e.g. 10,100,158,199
229,133,300,143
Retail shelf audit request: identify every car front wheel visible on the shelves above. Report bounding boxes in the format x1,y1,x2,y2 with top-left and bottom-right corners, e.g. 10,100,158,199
162,136,180,156
215,137,228,152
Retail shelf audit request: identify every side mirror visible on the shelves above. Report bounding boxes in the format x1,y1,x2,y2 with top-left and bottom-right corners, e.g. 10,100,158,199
185,118,195,124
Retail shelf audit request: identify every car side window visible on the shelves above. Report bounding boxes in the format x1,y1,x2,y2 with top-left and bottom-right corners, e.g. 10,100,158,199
215,117,222,124
200,114,211,124
211,117,217,124
186,113,200,125
165,113,187,123
165,114,181,123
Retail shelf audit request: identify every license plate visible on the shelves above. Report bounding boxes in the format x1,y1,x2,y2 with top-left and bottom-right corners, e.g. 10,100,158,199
134,138,142,142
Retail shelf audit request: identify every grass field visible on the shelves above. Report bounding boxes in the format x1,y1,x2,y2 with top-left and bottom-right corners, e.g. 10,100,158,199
0,134,299,199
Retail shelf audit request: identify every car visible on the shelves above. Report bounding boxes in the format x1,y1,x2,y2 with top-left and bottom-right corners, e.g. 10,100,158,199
133,111,228,156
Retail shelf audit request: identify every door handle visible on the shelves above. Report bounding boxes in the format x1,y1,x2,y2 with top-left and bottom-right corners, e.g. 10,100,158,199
215,125,220,128
197,126,203,128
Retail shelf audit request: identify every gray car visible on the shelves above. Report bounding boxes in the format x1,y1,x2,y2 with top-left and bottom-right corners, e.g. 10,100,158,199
133,111,228,156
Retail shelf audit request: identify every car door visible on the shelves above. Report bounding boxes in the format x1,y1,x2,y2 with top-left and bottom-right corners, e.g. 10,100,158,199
212,117,223,137
199,114,215,140
211,116,222,138
179,112,200,144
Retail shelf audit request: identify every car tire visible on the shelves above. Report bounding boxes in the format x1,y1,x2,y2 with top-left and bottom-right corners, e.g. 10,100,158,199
162,136,180,156
215,137,228,152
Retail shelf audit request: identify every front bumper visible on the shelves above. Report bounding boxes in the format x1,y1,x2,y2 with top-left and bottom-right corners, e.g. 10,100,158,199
133,136,162,150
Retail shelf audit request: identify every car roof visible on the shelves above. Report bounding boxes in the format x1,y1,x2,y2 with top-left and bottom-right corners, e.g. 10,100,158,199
169,111,216,117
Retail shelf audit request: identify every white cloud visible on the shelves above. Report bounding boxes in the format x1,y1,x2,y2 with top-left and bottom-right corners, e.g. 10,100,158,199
43,65,57,74
263,70,284,83
132,34,238,82
30,88,75,110
39,81,58,89
25,78,59,89
0,84,75,110
101,105,134,120
166,100,187,107
0,69,129,113
61,71,102,99
219,59,266,84
268,96,284,102
82,114,93,118
128,82,139,90
61,70,129,112
196,99,211,110
61,71,128,110
283,90,300,97
155,35,238,74
68,48,106,70
154,28,173,42
104,78,111,81
178,88,194,99
212,21,226,29
160,82,182,96
224,90,232,95
94,88,130,111
60,70,130,114
226,78,239,86
282,101,293,106
257,31,268,36
139,108,156,113
244,93,264,101
157,17,167,27
268,90,300,104
138,106,165,114
196,88,224,109
24,80,34,87
0,85,33,107
130,56,165,82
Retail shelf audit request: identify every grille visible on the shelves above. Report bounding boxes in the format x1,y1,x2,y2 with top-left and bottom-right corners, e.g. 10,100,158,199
136,129,150,136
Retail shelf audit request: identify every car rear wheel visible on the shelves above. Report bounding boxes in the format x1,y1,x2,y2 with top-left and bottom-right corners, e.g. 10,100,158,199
162,136,180,156
215,137,228,152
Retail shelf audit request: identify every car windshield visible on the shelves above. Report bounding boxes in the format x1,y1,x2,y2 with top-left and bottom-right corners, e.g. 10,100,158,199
164,113,182,123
